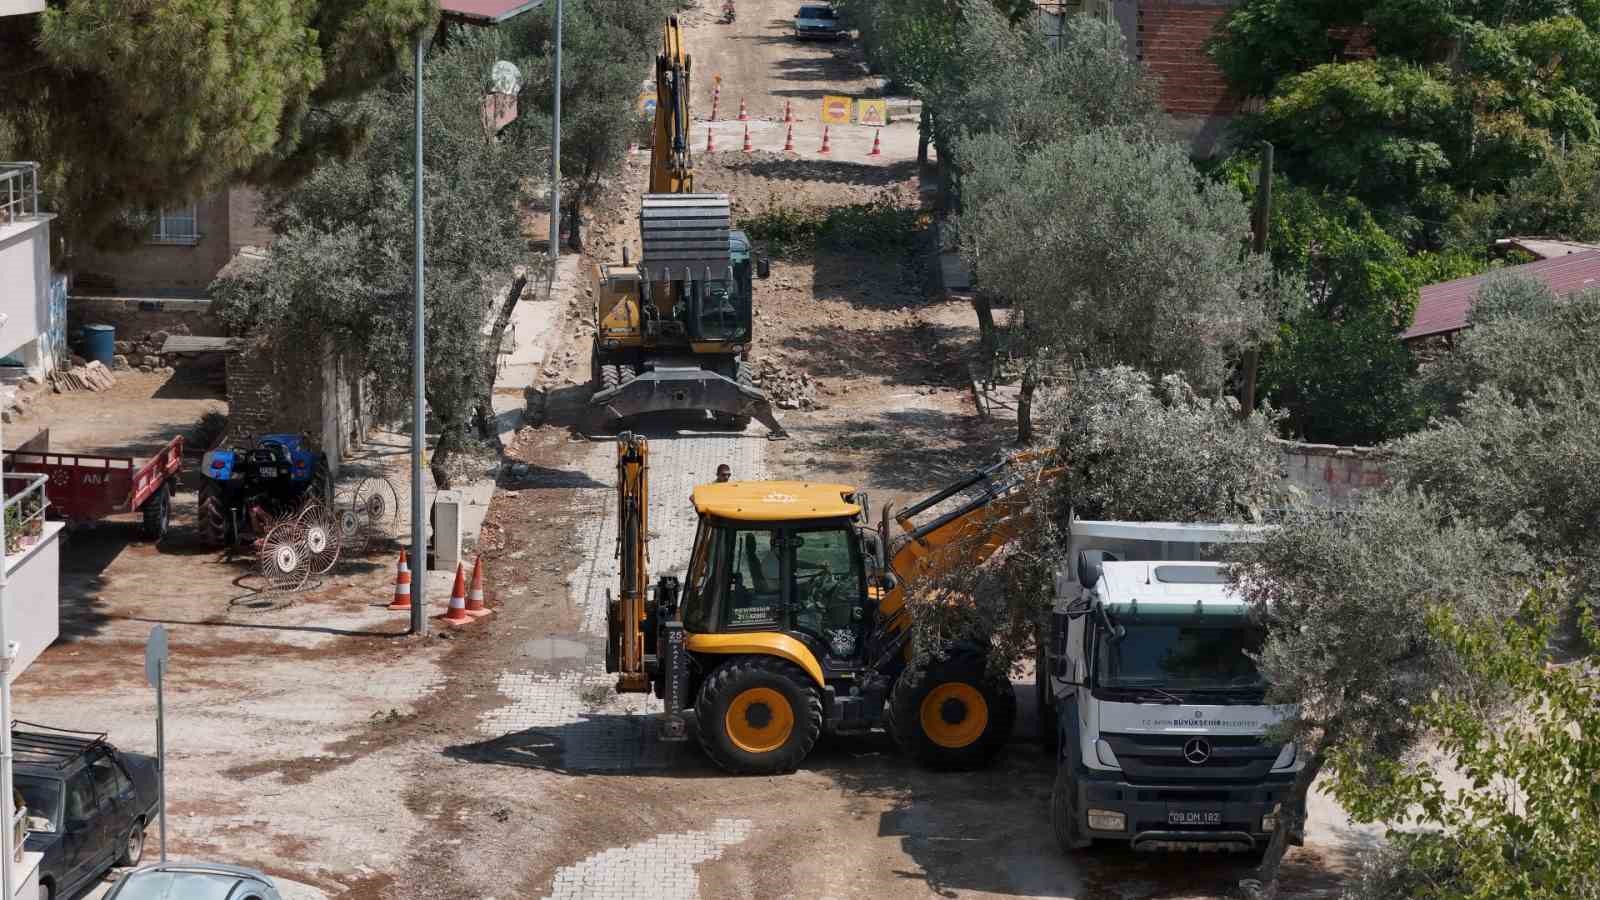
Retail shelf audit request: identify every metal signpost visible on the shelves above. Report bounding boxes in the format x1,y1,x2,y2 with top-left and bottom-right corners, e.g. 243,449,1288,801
144,625,168,863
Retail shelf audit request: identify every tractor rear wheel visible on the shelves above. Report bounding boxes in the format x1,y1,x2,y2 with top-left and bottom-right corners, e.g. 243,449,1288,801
695,656,822,774
139,486,170,542
197,480,232,547
888,653,1016,771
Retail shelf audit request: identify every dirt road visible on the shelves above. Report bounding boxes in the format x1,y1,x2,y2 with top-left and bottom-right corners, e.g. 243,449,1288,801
13,3,1362,898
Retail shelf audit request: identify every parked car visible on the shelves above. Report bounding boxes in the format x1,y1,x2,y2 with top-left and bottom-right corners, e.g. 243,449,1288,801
794,4,847,40
104,862,283,900
13,723,159,900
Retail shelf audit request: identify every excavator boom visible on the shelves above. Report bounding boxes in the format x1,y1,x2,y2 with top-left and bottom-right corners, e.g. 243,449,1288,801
610,433,651,692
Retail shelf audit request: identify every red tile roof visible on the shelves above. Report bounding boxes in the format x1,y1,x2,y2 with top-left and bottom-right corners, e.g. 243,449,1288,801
1403,250,1600,341
441,0,544,23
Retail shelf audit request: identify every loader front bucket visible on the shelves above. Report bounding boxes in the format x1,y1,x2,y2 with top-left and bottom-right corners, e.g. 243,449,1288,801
587,365,788,439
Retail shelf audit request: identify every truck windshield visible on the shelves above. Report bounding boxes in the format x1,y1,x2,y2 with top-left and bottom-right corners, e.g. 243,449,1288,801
1095,616,1266,694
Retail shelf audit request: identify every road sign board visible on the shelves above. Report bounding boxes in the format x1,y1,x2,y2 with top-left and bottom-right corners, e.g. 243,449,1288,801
857,99,889,127
144,625,168,689
820,95,853,125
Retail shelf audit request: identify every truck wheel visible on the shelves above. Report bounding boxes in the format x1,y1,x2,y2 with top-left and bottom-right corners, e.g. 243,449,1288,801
140,486,171,542
888,654,1016,771
309,457,333,506
696,656,822,774
197,480,232,547
117,818,146,866
1051,764,1093,852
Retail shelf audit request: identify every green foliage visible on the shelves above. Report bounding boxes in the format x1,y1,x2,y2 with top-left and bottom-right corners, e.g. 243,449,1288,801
741,198,923,258
1445,143,1600,246
212,28,547,478
957,130,1277,393
1332,584,1600,900
0,0,434,248
1260,312,1425,445
1042,367,1289,523
510,0,678,247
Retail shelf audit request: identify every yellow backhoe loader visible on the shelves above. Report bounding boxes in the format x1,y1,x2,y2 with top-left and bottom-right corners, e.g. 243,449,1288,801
587,17,785,437
606,433,1053,774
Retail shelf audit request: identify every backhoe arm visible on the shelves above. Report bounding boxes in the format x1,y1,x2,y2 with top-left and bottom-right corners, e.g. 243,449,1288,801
651,17,693,195
610,433,651,691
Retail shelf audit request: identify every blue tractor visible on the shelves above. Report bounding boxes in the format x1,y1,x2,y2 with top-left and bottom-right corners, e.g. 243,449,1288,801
196,433,333,547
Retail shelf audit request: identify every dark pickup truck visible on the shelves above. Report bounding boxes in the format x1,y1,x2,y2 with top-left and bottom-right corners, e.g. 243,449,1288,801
13,723,159,900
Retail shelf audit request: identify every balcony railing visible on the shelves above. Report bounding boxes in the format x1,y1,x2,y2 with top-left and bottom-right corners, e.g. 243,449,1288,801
0,163,42,227
2,473,48,557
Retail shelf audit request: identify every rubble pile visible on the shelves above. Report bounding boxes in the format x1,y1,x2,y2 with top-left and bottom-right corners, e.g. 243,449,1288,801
753,358,818,410
48,360,116,393
110,323,191,373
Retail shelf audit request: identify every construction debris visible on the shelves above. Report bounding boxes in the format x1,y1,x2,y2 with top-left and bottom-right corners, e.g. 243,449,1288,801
48,361,116,393
752,358,818,410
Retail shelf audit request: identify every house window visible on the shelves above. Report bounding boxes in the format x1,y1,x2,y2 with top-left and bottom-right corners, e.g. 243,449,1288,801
152,206,200,244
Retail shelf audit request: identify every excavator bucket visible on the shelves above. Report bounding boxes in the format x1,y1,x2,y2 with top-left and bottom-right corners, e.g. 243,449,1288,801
587,364,788,438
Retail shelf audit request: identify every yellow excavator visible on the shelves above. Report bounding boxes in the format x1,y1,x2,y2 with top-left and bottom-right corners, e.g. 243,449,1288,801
587,17,785,437
606,433,1052,774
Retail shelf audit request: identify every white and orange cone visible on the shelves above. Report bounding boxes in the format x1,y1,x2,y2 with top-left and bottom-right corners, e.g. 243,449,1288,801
737,96,748,121
868,128,882,157
464,557,492,618
706,128,717,153
439,563,473,625
782,124,795,153
818,125,832,154
783,100,793,123
387,550,411,611
741,123,754,153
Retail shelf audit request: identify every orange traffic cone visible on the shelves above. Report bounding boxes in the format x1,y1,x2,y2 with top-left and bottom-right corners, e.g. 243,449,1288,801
868,128,882,157
782,124,795,153
818,125,832,154
710,95,719,121
783,100,793,123
386,550,412,610
738,96,748,121
439,563,473,625
465,557,492,617
706,128,716,153
741,124,754,153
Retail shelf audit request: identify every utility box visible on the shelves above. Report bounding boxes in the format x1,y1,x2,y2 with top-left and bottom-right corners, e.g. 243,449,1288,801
430,491,463,572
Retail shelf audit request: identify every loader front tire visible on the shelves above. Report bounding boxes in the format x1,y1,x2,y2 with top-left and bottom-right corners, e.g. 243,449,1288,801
888,653,1016,771
696,656,821,774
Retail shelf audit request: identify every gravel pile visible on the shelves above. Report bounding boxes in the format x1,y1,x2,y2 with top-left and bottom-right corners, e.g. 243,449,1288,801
753,358,818,410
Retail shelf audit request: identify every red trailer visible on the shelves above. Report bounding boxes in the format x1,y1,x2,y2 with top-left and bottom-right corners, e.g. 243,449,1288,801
4,430,184,540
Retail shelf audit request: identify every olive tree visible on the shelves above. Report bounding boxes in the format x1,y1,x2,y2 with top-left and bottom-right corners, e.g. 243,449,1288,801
213,28,547,487
905,367,1289,669
956,131,1281,441
1226,493,1531,899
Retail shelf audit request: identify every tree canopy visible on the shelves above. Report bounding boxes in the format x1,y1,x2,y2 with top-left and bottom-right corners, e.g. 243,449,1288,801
0,0,435,249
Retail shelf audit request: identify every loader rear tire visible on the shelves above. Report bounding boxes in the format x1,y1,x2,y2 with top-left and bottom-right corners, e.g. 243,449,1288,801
197,480,232,547
696,656,821,774
888,653,1016,771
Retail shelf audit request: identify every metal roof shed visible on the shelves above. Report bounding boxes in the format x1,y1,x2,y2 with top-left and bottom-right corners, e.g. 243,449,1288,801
1403,249,1600,342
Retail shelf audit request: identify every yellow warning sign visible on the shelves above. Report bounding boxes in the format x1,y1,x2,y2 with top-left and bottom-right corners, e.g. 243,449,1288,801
820,95,853,125
638,92,657,118
856,99,889,127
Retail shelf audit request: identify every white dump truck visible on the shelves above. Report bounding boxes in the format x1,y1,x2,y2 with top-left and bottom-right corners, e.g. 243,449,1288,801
1039,520,1303,854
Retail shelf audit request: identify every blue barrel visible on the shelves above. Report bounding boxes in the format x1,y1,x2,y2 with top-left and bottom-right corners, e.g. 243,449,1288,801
82,324,115,366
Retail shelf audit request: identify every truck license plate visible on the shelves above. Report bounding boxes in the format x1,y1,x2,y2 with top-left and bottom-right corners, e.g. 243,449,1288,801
260,467,278,477
1168,811,1222,826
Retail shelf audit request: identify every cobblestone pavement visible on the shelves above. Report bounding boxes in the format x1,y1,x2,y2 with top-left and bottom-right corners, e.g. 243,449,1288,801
542,818,755,900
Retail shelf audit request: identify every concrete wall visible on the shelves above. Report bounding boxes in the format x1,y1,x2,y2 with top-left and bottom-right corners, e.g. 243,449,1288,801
71,192,235,297
226,337,368,476
4,520,62,683
226,188,273,255
0,218,51,364
1279,440,1390,507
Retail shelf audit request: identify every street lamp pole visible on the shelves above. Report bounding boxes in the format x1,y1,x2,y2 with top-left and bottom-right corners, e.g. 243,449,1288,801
411,27,436,636
549,0,562,265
